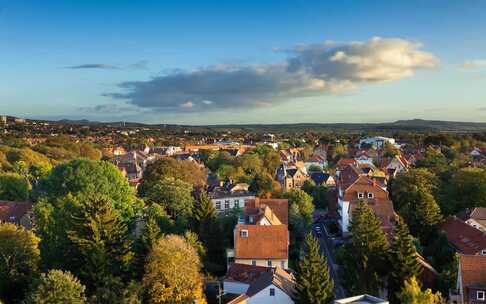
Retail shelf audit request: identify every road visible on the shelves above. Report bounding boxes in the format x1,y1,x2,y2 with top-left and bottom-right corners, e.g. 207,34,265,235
312,222,346,299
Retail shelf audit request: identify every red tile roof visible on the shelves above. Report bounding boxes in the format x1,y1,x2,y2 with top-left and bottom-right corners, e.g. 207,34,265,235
245,198,288,225
235,225,289,259
459,254,486,289
440,216,486,255
224,263,270,284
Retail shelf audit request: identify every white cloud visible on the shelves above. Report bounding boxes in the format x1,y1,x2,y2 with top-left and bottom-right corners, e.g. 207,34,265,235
105,37,438,112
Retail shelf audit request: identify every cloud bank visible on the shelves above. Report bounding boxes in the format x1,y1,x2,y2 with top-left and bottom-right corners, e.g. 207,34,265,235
105,37,438,112
66,64,119,70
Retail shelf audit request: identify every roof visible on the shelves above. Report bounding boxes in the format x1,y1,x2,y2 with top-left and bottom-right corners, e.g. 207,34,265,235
459,254,486,289
0,201,32,223
245,198,288,225
224,263,270,284
440,216,486,255
245,267,295,298
310,172,332,185
234,225,289,259
334,295,388,304
471,208,486,220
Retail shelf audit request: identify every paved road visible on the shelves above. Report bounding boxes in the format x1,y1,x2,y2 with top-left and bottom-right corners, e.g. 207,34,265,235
312,223,346,299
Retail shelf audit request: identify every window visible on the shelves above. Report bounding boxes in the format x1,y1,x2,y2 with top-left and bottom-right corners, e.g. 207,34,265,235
367,192,374,199
267,260,272,267
215,201,221,210
249,216,254,223
478,291,485,300
481,249,486,256
224,200,230,209
281,260,286,268
357,192,364,199
234,200,240,208
269,288,275,296
240,230,248,237
252,260,256,266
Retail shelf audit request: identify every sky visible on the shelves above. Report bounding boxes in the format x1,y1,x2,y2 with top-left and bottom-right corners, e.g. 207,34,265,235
1,0,486,125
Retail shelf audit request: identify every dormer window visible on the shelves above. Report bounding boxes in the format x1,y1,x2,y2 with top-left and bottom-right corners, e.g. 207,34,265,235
240,230,248,237
478,291,485,300
368,192,374,199
358,192,364,199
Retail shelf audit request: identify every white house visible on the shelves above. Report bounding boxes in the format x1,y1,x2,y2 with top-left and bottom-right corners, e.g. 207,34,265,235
359,136,396,149
209,185,255,213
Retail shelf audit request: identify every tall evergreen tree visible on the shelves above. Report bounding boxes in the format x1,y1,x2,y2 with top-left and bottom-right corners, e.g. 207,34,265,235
389,217,422,303
295,233,334,304
341,201,390,295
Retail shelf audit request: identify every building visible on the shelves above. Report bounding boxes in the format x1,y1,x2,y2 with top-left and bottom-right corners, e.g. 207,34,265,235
464,208,486,233
337,165,397,235
309,172,335,187
450,254,486,304
359,136,396,149
440,216,486,256
226,266,296,304
276,165,308,191
334,295,388,304
0,115,6,124
0,201,34,229
229,198,290,269
209,184,255,213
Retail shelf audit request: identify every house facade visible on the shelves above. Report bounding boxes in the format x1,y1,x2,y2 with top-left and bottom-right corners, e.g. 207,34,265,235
450,255,486,304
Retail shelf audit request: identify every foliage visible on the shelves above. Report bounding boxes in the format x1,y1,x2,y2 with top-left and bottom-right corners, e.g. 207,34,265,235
295,234,334,304
0,223,40,303
339,201,390,295
27,269,86,304
142,235,206,304
449,167,486,210
398,276,443,304
249,172,275,197
0,172,30,201
283,189,314,226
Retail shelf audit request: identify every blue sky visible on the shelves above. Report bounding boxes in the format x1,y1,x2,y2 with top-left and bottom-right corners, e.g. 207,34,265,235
1,0,486,124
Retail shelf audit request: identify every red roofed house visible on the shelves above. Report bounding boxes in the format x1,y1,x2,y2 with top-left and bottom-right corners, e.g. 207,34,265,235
337,165,397,235
450,254,486,304
440,216,486,256
0,201,33,229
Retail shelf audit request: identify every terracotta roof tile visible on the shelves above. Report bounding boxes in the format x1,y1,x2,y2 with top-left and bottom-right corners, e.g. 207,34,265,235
459,254,486,288
440,216,486,255
235,225,289,259
245,198,288,225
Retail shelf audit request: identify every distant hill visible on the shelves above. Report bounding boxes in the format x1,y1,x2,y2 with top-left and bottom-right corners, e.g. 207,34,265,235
21,117,486,132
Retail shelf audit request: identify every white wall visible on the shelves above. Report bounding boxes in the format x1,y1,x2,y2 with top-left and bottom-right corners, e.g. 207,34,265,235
247,285,294,304
212,195,255,212
235,259,288,269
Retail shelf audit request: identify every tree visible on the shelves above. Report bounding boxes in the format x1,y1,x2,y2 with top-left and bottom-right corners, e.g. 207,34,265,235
27,269,86,304
340,201,390,295
391,169,442,239
295,234,334,304
145,177,195,221
450,167,486,210
140,158,207,195
389,218,422,303
0,172,30,201
142,235,206,304
0,223,40,303
66,195,134,295
39,159,139,220
308,164,323,172
249,172,274,197
398,276,443,304
283,189,314,226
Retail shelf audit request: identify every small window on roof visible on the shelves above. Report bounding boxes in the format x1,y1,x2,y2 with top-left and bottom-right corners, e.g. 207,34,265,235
357,192,364,199
478,291,485,300
368,192,374,199
240,230,248,237
481,249,486,256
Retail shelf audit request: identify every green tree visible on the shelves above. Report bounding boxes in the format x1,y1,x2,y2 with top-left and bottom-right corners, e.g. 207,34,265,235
389,218,422,303
249,172,274,197
0,223,40,303
283,189,314,226
295,234,334,304
142,235,206,304
39,159,139,220
145,177,195,221
27,269,86,304
140,158,207,195
340,201,390,295
0,172,30,201
449,167,486,210
398,276,443,304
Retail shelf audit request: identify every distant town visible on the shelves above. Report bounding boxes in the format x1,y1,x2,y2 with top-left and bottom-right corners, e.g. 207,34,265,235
0,115,485,304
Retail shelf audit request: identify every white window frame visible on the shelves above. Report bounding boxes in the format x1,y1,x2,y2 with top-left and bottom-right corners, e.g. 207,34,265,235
224,200,230,209
267,260,272,267
368,192,374,199
481,249,486,256
234,199,240,208
478,291,485,300
357,192,364,199
240,229,248,238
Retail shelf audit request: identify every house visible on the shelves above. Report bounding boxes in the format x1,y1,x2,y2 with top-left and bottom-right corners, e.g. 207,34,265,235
229,198,290,269
359,136,396,149
337,165,397,235
304,155,328,171
0,201,33,229
209,184,255,213
450,254,486,304
354,151,375,165
464,208,486,233
118,162,143,181
309,172,335,187
440,216,486,256
276,165,308,191
381,155,409,177
334,295,388,304
226,266,296,304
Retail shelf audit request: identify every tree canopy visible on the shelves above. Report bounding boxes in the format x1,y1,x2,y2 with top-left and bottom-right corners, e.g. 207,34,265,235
27,270,87,304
